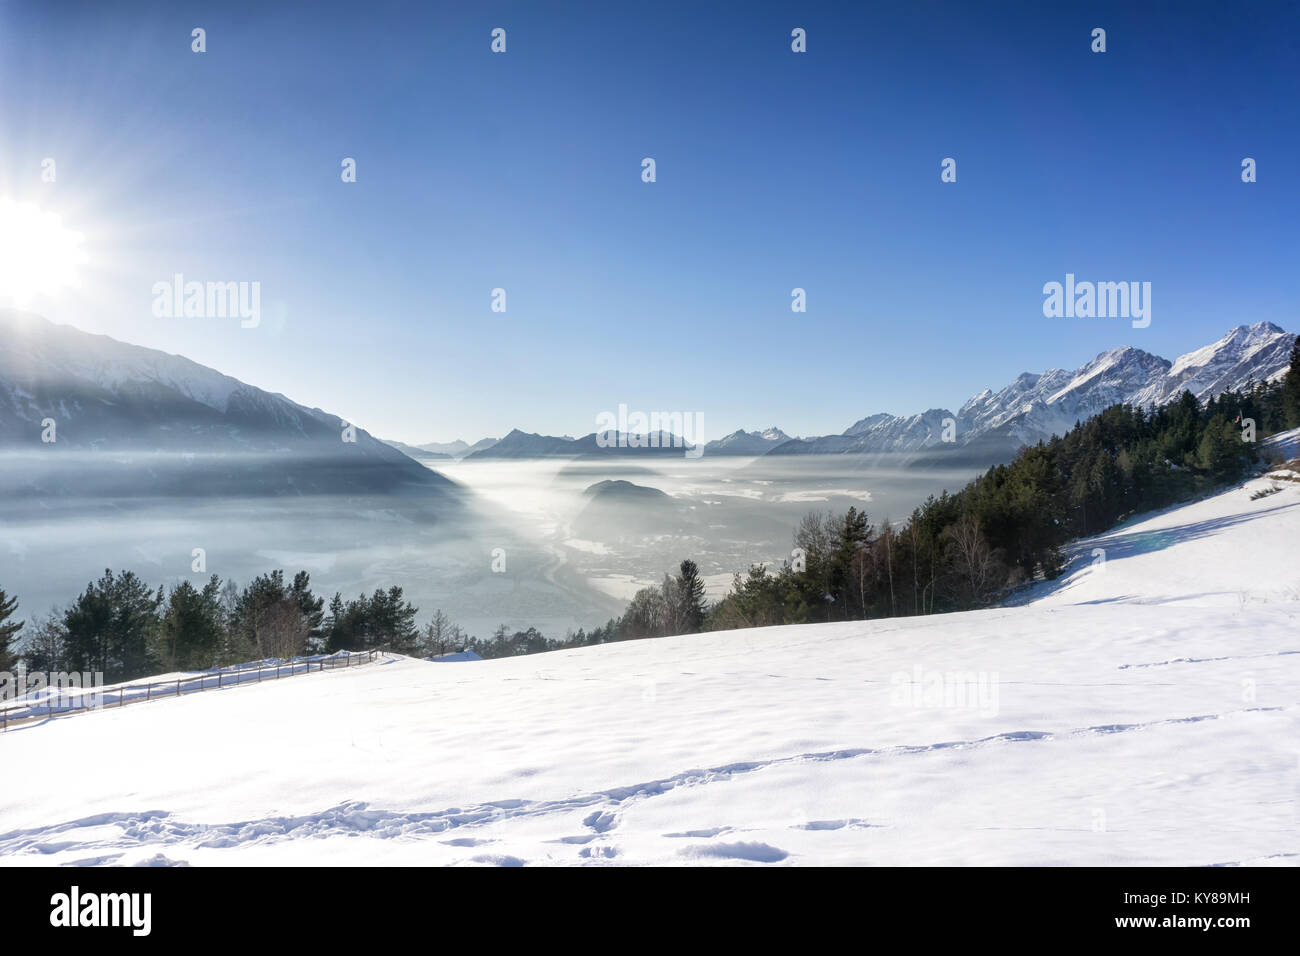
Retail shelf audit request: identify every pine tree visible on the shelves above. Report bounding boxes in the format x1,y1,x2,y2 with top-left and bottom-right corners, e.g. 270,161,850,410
0,588,24,672
365,586,420,652
1197,414,1251,482
1283,337,1300,429
290,571,326,652
63,570,161,681
674,559,707,633
831,507,873,617
158,576,226,670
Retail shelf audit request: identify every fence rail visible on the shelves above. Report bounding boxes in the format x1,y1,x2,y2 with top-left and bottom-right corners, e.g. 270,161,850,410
1,649,383,733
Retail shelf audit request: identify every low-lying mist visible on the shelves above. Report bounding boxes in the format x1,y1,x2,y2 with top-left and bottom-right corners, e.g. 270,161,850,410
0,451,986,640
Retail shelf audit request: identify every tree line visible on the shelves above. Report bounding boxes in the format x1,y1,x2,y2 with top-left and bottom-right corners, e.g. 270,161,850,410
1,570,430,684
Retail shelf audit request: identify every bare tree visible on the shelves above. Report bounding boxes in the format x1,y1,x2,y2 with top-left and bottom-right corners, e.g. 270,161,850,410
259,598,309,660
942,514,1004,608
21,614,67,673
422,610,452,658
793,509,837,606
623,586,667,639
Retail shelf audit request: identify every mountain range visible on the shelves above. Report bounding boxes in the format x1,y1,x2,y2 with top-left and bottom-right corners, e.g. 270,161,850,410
467,428,697,459
769,321,1294,456
2,312,1292,490
399,323,1294,461
381,437,500,459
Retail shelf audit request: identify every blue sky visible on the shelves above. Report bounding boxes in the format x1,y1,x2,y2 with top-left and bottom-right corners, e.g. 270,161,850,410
1,0,1296,443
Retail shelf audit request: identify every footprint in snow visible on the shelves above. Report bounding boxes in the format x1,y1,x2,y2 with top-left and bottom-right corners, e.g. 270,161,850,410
797,819,878,831
582,810,618,833
681,841,789,863
663,827,731,838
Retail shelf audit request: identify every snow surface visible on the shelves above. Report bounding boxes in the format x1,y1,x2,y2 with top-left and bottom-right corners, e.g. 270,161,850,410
1,474,1297,866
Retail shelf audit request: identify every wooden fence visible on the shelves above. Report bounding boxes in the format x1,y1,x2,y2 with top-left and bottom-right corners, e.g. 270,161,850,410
1,649,382,732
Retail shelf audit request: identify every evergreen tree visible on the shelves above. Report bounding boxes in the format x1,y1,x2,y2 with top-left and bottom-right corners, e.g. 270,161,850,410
322,592,354,652
158,576,226,670
323,586,419,652
1197,414,1252,482
1284,337,1300,429
831,507,873,617
0,587,23,672
673,559,707,633
63,570,162,681
364,586,420,652
289,571,326,652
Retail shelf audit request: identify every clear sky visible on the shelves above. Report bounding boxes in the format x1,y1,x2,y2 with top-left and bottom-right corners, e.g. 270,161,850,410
1,0,1296,444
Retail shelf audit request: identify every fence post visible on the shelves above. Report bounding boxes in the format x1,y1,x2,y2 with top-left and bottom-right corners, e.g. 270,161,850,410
176,680,180,698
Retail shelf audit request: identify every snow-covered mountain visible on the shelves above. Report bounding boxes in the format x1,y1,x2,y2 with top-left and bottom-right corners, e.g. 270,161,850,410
773,322,1294,455
703,427,792,456
467,427,698,459
388,437,500,458
381,439,454,460
466,428,579,459
0,310,458,498
418,439,471,457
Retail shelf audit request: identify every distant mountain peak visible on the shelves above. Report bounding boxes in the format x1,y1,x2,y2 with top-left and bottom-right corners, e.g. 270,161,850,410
770,323,1295,458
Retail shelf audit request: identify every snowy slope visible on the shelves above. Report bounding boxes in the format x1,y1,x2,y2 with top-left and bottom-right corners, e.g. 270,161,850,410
1021,457,1300,610
0,477,1296,866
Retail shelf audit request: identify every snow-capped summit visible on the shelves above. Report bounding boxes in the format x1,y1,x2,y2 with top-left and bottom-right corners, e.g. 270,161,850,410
703,427,793,456
1139,321,1293,407
771,322,1295,456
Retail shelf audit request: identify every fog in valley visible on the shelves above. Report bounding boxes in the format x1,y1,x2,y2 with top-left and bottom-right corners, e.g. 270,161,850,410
1,452,985,641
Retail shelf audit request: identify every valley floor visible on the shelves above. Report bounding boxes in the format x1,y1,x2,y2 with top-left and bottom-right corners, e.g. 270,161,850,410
1,462,1297,865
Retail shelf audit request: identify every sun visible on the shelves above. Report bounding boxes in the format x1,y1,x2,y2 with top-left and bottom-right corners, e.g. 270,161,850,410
0,198,87,306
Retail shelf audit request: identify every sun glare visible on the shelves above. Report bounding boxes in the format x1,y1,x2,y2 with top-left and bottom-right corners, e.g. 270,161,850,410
0,198,87,306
